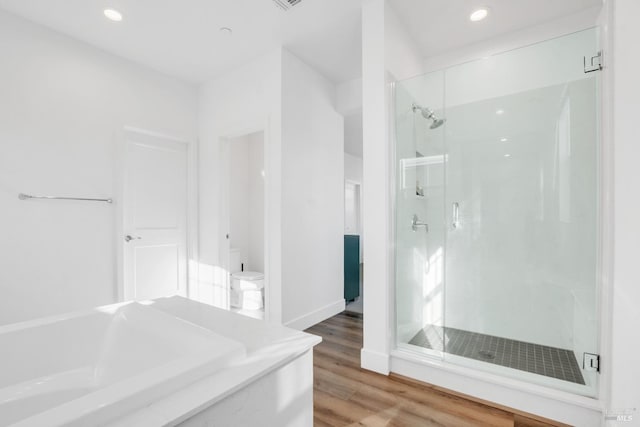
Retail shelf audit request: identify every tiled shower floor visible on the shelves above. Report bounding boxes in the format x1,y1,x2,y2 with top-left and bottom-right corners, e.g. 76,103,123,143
409,325,585,385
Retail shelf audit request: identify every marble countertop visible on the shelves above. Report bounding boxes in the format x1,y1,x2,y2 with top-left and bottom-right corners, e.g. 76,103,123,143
109,296,322,426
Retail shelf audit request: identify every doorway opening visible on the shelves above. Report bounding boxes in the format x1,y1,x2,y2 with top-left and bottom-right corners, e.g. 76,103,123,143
225,131,267,320
344,180,363,314
343,108,364,315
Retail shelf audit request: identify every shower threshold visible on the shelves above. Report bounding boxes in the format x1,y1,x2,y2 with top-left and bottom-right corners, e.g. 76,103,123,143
409,325,585,385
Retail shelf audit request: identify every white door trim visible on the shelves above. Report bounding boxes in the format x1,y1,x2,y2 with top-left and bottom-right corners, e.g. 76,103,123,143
115,126,198,302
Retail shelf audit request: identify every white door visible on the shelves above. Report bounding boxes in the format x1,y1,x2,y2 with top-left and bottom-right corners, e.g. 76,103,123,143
122,129,189,301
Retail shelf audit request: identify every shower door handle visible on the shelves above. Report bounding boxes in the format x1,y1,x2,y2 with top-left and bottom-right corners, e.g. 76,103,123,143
452,202,460,229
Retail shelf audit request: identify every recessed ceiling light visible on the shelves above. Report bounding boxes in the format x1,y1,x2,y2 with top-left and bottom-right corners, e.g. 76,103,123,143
104,8,123,22
496,109,505,115
500,138,508,142
470,8,489,22
504,154,512,158
220,27,233,36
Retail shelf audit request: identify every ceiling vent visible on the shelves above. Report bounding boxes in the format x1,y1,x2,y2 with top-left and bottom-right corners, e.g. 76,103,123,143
272,0,302,11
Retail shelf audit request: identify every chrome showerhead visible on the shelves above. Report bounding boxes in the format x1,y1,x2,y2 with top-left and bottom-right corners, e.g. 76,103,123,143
412,103,446,129
430,118,445,129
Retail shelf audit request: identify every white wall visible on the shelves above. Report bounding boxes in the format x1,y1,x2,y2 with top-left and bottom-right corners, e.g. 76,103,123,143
423,7,601,74
384,2,424,81
0,10,198,326
441,29,597,107
399,16,599,112
344,153,363,184
444,78,598,353
229,135,250,261
610,0,640,422
336,78,363,116
343,111,364,158
361,0,391,374
228,132,265,273
338,78,364,158
247,132,265,273
280,50,345,329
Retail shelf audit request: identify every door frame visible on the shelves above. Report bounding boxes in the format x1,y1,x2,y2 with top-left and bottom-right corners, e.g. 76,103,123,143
218,121,270,320
115,126,198,302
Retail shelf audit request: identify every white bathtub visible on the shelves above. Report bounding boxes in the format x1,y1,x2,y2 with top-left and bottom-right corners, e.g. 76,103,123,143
0,302,246,427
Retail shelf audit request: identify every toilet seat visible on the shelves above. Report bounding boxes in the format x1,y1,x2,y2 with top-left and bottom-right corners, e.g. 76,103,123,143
231,271,264,281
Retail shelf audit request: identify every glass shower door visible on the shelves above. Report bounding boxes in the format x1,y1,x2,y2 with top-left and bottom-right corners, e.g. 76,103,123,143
442,29,601,396
393,28,601,398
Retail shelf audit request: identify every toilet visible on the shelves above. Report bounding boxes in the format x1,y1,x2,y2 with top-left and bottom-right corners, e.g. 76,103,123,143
229,249,264,310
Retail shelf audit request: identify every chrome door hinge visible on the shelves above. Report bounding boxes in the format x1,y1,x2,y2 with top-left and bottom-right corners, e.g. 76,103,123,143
583,352,600,372
584,51,603,73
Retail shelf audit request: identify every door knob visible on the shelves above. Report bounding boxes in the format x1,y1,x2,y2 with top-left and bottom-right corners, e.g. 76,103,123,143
125,235,142,242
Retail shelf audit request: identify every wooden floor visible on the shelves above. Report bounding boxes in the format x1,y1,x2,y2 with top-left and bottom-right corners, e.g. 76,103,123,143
306,312,569,427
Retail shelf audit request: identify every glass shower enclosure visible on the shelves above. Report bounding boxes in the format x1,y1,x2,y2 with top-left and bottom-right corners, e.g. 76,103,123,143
394,29,601,397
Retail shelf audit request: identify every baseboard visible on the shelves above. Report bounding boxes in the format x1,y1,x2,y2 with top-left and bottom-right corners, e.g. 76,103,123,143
391,353,602,427
361,348,390,375
284,299,345,331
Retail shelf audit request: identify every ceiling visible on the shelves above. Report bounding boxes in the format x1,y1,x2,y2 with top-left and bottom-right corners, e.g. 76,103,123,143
0,0,362,84
389,0,602,58
0,0,603,90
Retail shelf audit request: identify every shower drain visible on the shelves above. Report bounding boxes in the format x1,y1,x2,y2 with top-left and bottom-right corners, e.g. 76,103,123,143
478,350,495,360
